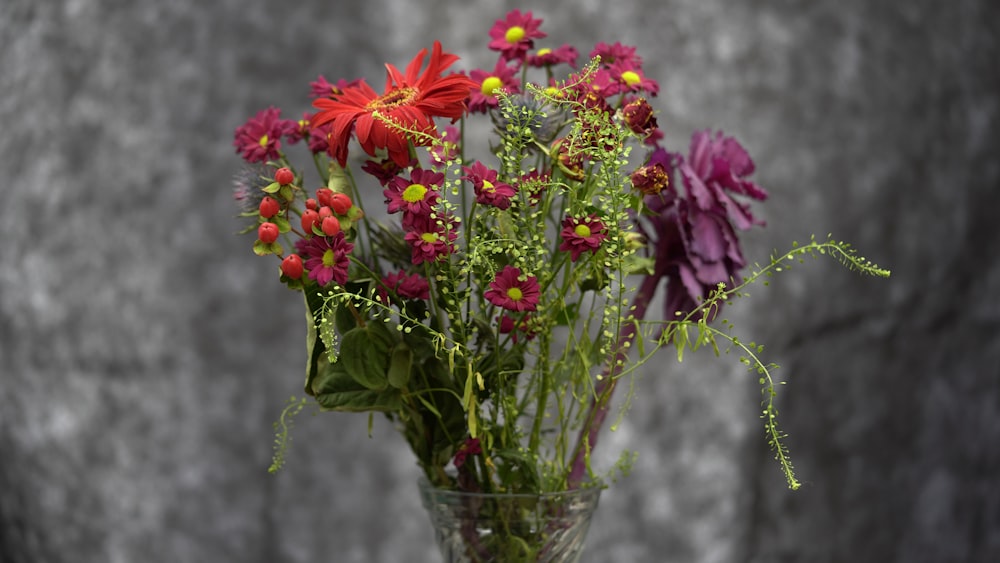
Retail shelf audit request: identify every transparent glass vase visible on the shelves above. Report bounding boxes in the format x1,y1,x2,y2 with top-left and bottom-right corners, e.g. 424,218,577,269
418,480,602,563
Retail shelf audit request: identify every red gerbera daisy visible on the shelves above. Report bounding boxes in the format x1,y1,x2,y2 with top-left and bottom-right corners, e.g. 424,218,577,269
311,41,476,167
484,265,540,312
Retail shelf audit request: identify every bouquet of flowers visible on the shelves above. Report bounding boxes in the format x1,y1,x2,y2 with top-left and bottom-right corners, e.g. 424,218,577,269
232,7,887,523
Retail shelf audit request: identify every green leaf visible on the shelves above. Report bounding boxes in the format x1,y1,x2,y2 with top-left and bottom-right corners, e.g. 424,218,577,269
311,359,402,412
279,184,295,202
273,215,291,233
340,327,389,390
262,181,281,194
387,343,412,389
303,288,327,396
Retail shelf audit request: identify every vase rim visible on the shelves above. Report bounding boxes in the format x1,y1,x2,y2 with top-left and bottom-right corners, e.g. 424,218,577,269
417,478,603,501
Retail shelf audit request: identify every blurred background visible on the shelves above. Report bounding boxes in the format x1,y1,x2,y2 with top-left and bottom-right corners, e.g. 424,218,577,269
2,0,997,561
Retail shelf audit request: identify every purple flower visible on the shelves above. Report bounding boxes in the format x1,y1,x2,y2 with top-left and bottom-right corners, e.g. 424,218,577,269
640,132,768,321
232,107,297,163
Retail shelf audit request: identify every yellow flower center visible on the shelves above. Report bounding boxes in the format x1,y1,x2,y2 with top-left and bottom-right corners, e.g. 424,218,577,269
421,232,440,244
367,86,418,110
505,26,526,43
322,249,336,268
621,70,641,86
258,134,269,147
574,224,592,238
481,180,496,193
402,183,428,202
536,47,552,57
481,76,503,95
507,287,523,301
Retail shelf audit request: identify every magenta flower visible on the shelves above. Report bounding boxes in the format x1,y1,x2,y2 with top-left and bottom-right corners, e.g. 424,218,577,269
462,161,517,210
468,60,522,113
488,9,546,61
677,130,769,230
559,214,608,261
485,265,540,312
362,157,417,187
309,76,362,99
384,168,444,217
381,270,430,300
430,126,461,166
527,44,579,68
606,60,660,97
297,234,354,287
589,42,643,67
639,134,767,321
404,214,458,265
232,107,297,163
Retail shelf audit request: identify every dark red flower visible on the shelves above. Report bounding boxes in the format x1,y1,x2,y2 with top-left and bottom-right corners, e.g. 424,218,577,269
311,42,476,167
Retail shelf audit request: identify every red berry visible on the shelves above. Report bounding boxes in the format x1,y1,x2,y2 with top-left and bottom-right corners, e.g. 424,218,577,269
321,216,341,236
318,206,334,220
258,222,280,244
280,254,304,279
258,196,280,218
305,198,318,211
316,188,333,208
329,193,353,215
274,167,294,185
300,209,319,232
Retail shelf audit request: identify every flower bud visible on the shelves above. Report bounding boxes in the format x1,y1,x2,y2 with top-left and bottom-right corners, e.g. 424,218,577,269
300,209,320,232
621,98,658,136
280,254,304,279
274,167,294,185
629,163,670,195
257,222,280,244
258,196,280,219
321,216,341,236
329,193,353,215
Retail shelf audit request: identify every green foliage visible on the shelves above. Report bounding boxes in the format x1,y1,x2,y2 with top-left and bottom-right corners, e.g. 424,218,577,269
268,396,308,474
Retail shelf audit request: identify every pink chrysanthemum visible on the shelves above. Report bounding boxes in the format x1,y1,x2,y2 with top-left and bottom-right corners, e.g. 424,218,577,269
606,60,660,97
430,126,461,166
488,9,546,61
381,270,430,301
309,76,362,100
468,60,522,113
233,107,297,163
362,157,416,187
485,265,540,312
589,42,643,67
297,234,354,287
384,168,444,218
497,313,536,343
527,44,579,68
462,161,517,210
404,214,458,265
559,214,608,261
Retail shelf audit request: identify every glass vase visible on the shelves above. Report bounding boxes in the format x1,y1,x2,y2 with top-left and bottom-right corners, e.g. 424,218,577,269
418,479,602,563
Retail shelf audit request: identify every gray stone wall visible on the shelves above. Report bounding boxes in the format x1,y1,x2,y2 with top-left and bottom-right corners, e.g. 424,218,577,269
1,0,997,561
